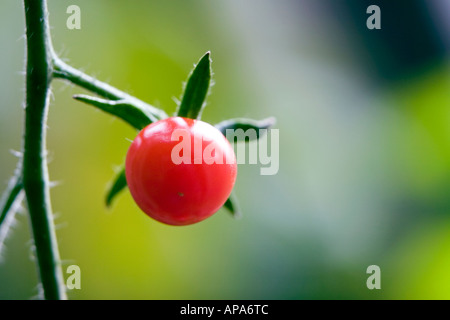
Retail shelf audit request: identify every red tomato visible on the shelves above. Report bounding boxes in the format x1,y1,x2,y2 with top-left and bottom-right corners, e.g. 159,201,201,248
125,117,237,226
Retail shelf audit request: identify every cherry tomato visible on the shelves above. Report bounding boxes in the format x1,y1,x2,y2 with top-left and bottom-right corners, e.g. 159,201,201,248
125,117,237,226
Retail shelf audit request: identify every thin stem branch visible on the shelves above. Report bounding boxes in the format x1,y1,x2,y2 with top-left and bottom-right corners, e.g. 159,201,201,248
0,164,22,228
23,0,66,300
53,57,168,120
0,164,23,251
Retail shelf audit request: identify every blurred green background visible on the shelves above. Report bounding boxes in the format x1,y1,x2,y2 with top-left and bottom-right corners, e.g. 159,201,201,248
1,0,450,299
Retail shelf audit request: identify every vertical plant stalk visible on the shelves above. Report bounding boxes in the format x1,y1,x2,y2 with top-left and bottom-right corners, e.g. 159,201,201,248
23,0,66,299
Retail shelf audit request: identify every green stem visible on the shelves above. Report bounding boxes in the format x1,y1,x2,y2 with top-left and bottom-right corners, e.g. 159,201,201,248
23,0,66,300
53,57,168,120
0,164,23,252
0,164,22,228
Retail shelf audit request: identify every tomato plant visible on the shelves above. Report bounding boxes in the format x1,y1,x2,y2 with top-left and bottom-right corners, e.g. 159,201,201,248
125,117,237,226
1,1,274,298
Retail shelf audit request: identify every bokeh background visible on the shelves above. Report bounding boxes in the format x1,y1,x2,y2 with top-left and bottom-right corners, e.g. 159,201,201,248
1,0,450,299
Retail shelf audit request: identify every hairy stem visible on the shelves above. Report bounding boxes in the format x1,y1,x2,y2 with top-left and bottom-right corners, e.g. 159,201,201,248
23,0,66,300
53,57,168,120
0,164,23,252
0,164,22,228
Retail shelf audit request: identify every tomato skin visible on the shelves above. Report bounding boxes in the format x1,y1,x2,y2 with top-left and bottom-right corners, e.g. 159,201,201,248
125,117,237,226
